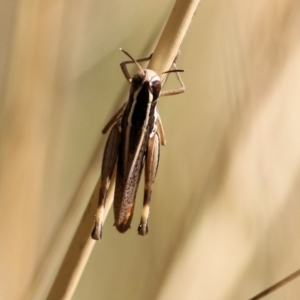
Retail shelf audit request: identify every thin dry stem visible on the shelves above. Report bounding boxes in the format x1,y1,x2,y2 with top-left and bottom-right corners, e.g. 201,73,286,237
248,268,300,300
46,0,200,299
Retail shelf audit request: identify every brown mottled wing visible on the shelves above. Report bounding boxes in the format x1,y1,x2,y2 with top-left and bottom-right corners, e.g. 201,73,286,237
113,128,148,232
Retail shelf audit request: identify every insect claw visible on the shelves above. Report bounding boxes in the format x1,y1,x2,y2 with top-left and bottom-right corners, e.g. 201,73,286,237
91,222,102,240
137,221,148,236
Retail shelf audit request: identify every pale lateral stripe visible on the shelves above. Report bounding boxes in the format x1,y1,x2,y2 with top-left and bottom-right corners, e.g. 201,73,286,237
124,87,140,165
143,90,153,129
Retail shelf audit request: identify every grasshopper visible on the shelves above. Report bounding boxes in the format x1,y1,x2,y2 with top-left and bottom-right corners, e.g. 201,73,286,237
91,49,184,240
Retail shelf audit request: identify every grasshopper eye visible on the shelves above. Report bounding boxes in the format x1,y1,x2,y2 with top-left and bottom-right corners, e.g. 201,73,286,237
131,73,144,89
150,80,161,100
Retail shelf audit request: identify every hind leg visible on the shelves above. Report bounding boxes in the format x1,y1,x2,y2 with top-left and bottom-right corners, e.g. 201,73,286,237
138,133,160,235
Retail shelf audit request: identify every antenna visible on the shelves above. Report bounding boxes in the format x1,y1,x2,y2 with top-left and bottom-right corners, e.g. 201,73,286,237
120,48,145,76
